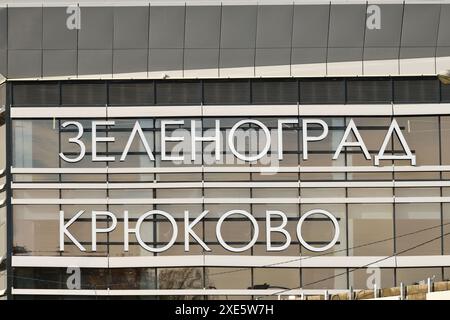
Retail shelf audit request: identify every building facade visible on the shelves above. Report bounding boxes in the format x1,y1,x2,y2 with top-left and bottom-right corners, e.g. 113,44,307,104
1,0,450,300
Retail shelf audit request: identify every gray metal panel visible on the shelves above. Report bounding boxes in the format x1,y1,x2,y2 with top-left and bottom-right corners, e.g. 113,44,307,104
328,4,366,48
113,49,148,76
0,8,6,50
256,5,293,48
401,4,440,47
364,4,403,47
400,47,436,59
0,50,5,77
364,47,399,61
8,50,42,78
437,46,450,59
328,47,363,63
255,48,290,67
114,6,149,49
78,50,112,76
43,50,77,77
149,6,185,49
292,5,329,48
184,48,219,70
8,7,42,49
220,5,257,49
185,6,221,49
78,7,113,49
220,48,254,69
148,48,183,72
437,4,450,46
43,7,77,50
292,47,326,64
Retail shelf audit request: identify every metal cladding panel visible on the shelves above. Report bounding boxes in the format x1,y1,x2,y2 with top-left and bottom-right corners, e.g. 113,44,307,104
437,5,450,46
0,2,448,79
43,7,77,50
185,6,221,49
43,50,77,78
0,7,6,50
78,6,113,50
364,3,403,48
113,6,149,49
220,6,257,49
256,5,293,48
292,5,329,48
328,4,366,48
401,4,440,47
8,7,42,50
149,6,185,49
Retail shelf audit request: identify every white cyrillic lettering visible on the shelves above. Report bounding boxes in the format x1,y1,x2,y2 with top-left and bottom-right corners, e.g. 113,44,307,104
91,211,117,251
266,210,291,251
296,209,340,252
124,210,177,253
120,121,155,161
184,210,211,252
92,121,115,162
216,210,259,252
302,119,329,160
59,210,85,251
277,119,298,160
161,120,185,161
374,119,416,166
228,119,271,162
191,120,220,162
59,121,86,163
333,119,371,160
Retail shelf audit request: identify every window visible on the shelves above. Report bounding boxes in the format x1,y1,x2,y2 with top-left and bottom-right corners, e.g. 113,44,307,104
13,82,60,106
252,79,298,104
394,78,440,103
204,80,250,105
346,78,392,104
61,82,107,106
108,81,154,106
155,80,201,105
300,79,345,104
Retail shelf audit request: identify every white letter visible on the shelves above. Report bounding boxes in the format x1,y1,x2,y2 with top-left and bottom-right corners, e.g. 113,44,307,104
124,210,177,253
92,121,115,162
184,210,211,252
59,121,86,163
374,119,416,166
91,211,117,252
366,5,381,30
333,119,371,160
124,210,131,252
266,210,291,251
60,210,85,252
191,119,220,162
297,209,340,252
216,210,259,252
120,121,155,161
228,119,271,162
161,120,185,161
277,119,298,160
302,119,329,160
